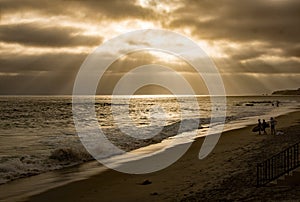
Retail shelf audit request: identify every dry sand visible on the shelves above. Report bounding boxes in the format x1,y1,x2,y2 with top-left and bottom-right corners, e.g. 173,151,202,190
28,111,300,202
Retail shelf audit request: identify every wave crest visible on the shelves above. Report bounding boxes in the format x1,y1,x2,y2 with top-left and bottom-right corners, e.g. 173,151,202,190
49,148,92,162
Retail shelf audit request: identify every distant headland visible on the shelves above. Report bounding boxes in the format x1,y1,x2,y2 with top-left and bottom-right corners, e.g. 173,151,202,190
272,88,300,95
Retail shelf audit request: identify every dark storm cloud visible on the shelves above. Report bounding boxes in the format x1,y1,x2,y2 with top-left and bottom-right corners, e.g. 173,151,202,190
0,0,299,95
224,46,265,61
169,0,300,45
0,22,102,47
166,0,300,82
281,44,300,57
70,0,157,20
0,0,156,20
0,0,65,15
0,0,156,47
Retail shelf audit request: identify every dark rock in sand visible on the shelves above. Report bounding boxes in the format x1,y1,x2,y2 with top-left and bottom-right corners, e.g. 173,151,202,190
141,179,152,185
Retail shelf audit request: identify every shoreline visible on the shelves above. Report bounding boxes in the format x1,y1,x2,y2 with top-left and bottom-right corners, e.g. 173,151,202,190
0,96,298,186
24,110,300,202
0,108,299,201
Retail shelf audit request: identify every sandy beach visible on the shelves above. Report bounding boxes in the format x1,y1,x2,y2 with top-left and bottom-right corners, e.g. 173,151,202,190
24,110,300,202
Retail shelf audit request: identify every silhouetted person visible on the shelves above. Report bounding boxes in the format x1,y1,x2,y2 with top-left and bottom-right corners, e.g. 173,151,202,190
262,119,268,134
258,119,262,135
270,117,277,135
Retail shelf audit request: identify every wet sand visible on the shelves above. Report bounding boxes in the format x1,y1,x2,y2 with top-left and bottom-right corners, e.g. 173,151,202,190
26,110,300,201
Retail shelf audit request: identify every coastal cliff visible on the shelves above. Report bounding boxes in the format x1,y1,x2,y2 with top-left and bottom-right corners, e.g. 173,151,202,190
272,88,300,95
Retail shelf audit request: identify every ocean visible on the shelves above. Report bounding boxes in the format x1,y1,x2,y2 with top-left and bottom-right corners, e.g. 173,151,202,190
0,95,299,185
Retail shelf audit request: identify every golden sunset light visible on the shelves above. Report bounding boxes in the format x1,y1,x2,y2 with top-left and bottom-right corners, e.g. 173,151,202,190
1,1,300,201
0,0,298,95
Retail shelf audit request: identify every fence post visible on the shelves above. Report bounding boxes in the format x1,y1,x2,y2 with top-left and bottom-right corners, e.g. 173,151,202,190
257,142,300,187
296,144,298,165
257,163,260,187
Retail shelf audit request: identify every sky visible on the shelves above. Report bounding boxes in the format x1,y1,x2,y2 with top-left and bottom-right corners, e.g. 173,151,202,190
0,0,299,95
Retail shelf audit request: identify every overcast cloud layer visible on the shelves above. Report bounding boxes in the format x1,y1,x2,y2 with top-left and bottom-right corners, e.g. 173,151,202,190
0,0,299,95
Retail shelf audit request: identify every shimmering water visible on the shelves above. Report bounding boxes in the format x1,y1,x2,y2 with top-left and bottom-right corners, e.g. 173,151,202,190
0,95,299,184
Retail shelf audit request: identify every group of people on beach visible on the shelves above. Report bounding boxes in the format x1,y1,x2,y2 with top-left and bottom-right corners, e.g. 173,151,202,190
256,117,277,135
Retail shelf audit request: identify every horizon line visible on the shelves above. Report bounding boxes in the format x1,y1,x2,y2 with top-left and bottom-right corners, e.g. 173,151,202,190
0,94,288,97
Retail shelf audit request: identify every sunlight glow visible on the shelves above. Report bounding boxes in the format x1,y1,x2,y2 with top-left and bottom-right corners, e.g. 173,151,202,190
101,20,161,40
242,55,300,64
0,72,20,77
1,12,223,59
0,42,93,55
137,0,182,13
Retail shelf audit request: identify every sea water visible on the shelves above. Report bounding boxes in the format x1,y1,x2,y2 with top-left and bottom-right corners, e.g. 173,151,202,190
0,95,299,185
